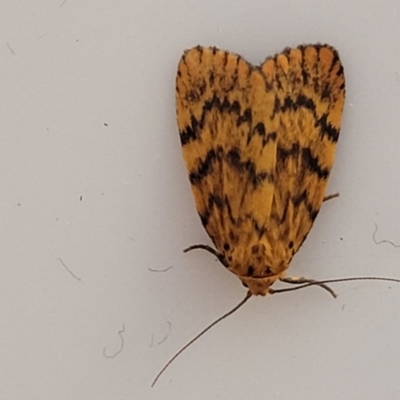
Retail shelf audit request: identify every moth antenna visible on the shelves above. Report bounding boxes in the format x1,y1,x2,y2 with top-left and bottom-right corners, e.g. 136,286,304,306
184,244,228,267
183,244,220,257
275,277,338,298
151,291,252,387
270,276,400,295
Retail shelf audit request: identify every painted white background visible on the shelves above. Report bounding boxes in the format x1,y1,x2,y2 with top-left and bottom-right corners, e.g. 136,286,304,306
1,1,400,399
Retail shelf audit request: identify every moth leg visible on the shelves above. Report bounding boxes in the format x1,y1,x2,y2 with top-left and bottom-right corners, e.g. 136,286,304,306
323,192,339,202
274,276,337,298
183,244,227,267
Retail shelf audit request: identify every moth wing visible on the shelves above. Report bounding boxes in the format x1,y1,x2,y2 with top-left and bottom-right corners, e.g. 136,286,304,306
259,44,345,263
176,46,277,253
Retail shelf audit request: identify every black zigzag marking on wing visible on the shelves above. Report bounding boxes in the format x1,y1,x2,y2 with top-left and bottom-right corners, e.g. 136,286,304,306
226,147,273,187
189,145,273,188
180,96,256,146
316,114,339,142
301,147,329,180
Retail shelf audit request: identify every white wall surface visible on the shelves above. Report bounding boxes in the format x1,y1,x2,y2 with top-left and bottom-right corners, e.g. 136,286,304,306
1,1,400,399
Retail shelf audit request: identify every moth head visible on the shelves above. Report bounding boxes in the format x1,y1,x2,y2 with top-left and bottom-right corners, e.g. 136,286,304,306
239,275,283,296
224,241,290,296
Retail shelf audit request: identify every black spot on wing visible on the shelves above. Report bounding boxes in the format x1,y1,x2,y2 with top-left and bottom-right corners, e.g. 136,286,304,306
247,266,254,276
265,266,272,276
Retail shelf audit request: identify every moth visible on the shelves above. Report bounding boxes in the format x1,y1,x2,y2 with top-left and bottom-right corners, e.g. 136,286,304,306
151,44,400,387
176,44,345,296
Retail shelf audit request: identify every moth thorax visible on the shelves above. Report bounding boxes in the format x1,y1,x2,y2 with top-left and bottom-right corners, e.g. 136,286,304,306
226,241,289,296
